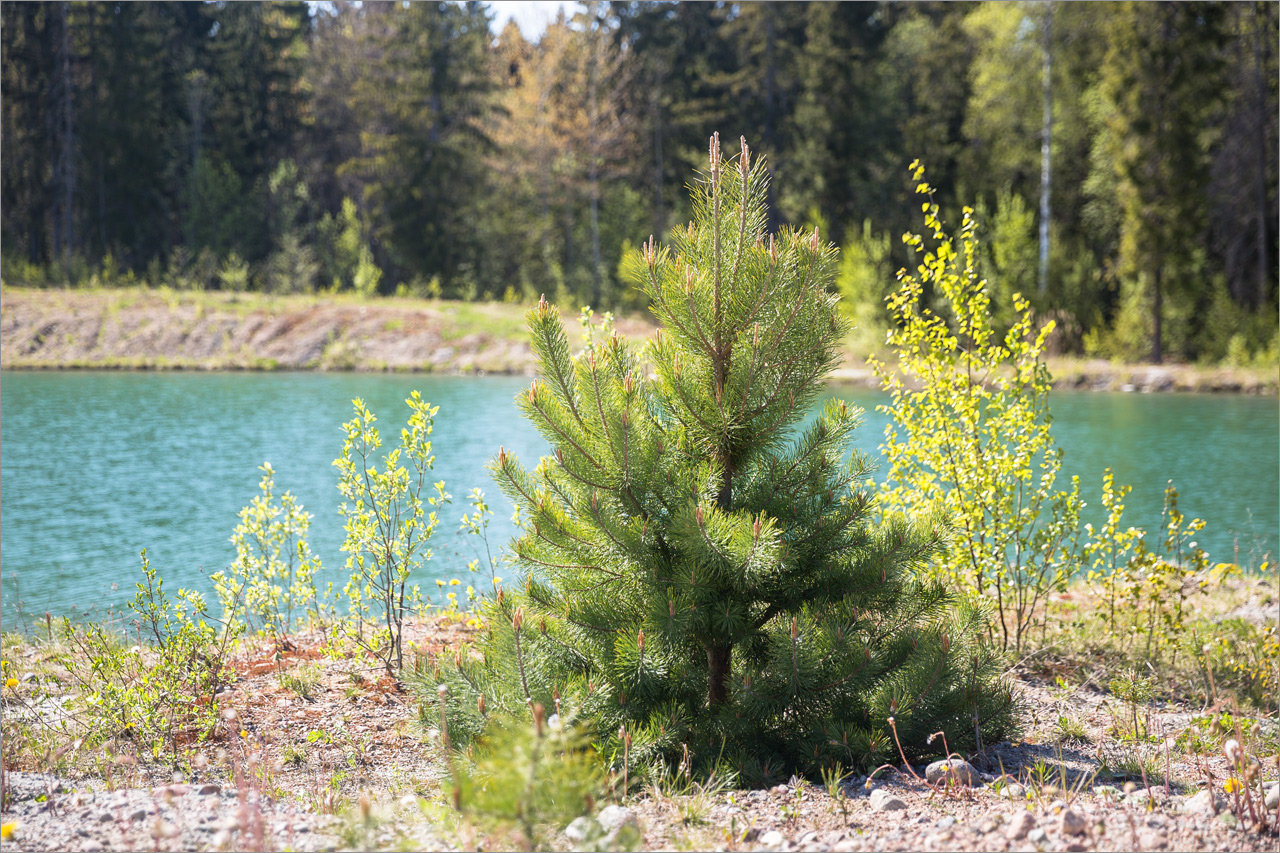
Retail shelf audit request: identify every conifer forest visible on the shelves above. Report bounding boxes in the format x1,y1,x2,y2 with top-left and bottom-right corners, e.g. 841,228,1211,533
2,1,1277,366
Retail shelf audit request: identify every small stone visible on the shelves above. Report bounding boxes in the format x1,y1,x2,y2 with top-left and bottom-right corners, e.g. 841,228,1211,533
1047,798,1066,814
925,758,980,787
96,811,113,823
150,819,179,840
564,815,598,843
598,803,640,834
128,808,149,823
1138,830,1167,849
771,784,790,796
1027,827,1046,843
81,842,104,853
797,829,818,844
1059,808,1087,836
996,779,1026,800
1006,810,1035,841
758,829,787,849
1064,843,1088,852
1266,785,1279,811
869,789,907,812
978,819,998,834
935,815,956,829
1186,789,1225,815
152,783,189,799
197,783,222,796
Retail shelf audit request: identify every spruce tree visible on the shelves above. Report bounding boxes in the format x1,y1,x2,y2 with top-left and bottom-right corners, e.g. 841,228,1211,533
423,135,1015,783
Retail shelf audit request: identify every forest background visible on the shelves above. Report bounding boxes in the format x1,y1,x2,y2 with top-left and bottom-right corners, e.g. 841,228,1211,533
3,0,1276,367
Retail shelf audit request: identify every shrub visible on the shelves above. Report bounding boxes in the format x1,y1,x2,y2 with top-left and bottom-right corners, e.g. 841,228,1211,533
334,393,450,675
419,137,1015,783
874,162,1082,653
61,550,238,761
211,462,321,637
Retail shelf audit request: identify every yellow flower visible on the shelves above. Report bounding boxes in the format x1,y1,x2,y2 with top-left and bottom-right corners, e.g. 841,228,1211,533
4,677,17,689
435,579,445,587
449,578,461,586
0,821,15,839
1223,778,1243,794
240,729,249,739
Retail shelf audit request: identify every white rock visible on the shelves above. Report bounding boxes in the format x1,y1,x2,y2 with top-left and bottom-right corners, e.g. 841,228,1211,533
925,758,980,786
563,816,599,844
597,804,640,835
1059,808,1086,836
998,782,1027,800
1005,810,1035,841
1185,789,1225,815
869,788,907,812
1265,785,1279,811
758,829,787,849
1027,827,1047,843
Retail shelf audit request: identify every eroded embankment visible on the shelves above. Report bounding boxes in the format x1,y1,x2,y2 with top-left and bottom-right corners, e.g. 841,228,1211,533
1,287,1275,392
0,288,556,373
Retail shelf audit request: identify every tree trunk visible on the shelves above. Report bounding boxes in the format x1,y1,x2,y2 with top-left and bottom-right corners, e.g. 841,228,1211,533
1038,1,1052,295
706,642,731,706
1250,4,1270,310
1152,267,1163,364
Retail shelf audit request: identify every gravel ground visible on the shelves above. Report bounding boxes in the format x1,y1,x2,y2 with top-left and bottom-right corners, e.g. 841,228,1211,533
2,616,1276,852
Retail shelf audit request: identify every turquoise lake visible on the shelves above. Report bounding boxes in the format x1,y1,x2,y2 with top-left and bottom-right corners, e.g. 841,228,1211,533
1,371,1276,630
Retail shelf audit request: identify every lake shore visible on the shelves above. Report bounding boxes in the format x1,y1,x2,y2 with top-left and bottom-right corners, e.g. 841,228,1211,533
2,287,1275,393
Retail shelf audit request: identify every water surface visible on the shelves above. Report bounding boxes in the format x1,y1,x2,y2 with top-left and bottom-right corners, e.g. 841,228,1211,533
2,372,1275,628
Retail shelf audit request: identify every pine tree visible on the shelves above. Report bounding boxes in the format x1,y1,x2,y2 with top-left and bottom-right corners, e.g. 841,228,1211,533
420,135,1015,783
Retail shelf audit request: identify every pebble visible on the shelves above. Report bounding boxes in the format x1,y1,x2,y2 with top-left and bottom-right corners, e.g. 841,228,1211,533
924,758,980,786
1186,789,1225,815
1027,827,1047,843
563,816,598,843
758,829,786,848
935,815,956,829
597,803,641,841
1266,784,1279,811
1006,810,1035,841
998,781,1027,800
1059,807,1087,836
869,789,907,812
1138,829,1167,849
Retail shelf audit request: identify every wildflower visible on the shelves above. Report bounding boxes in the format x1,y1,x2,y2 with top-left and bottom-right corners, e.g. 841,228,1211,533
449,578,461,586
1223,778,1243,794
3,678,16,689
1,821,16,840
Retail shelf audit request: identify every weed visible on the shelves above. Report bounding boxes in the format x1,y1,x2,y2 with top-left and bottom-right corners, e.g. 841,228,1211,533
279,663,322,701
1053,714,1091,745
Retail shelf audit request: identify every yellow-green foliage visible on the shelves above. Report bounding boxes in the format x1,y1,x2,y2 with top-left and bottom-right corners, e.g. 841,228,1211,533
442,705,605,851
334,393,450,676
874,162,1081,653
211,462,321,637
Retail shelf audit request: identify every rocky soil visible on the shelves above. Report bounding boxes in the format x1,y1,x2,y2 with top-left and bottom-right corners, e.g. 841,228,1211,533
3,610,1277,853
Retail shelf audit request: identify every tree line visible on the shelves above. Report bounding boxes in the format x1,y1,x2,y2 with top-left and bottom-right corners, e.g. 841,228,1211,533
2,1,1275,364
